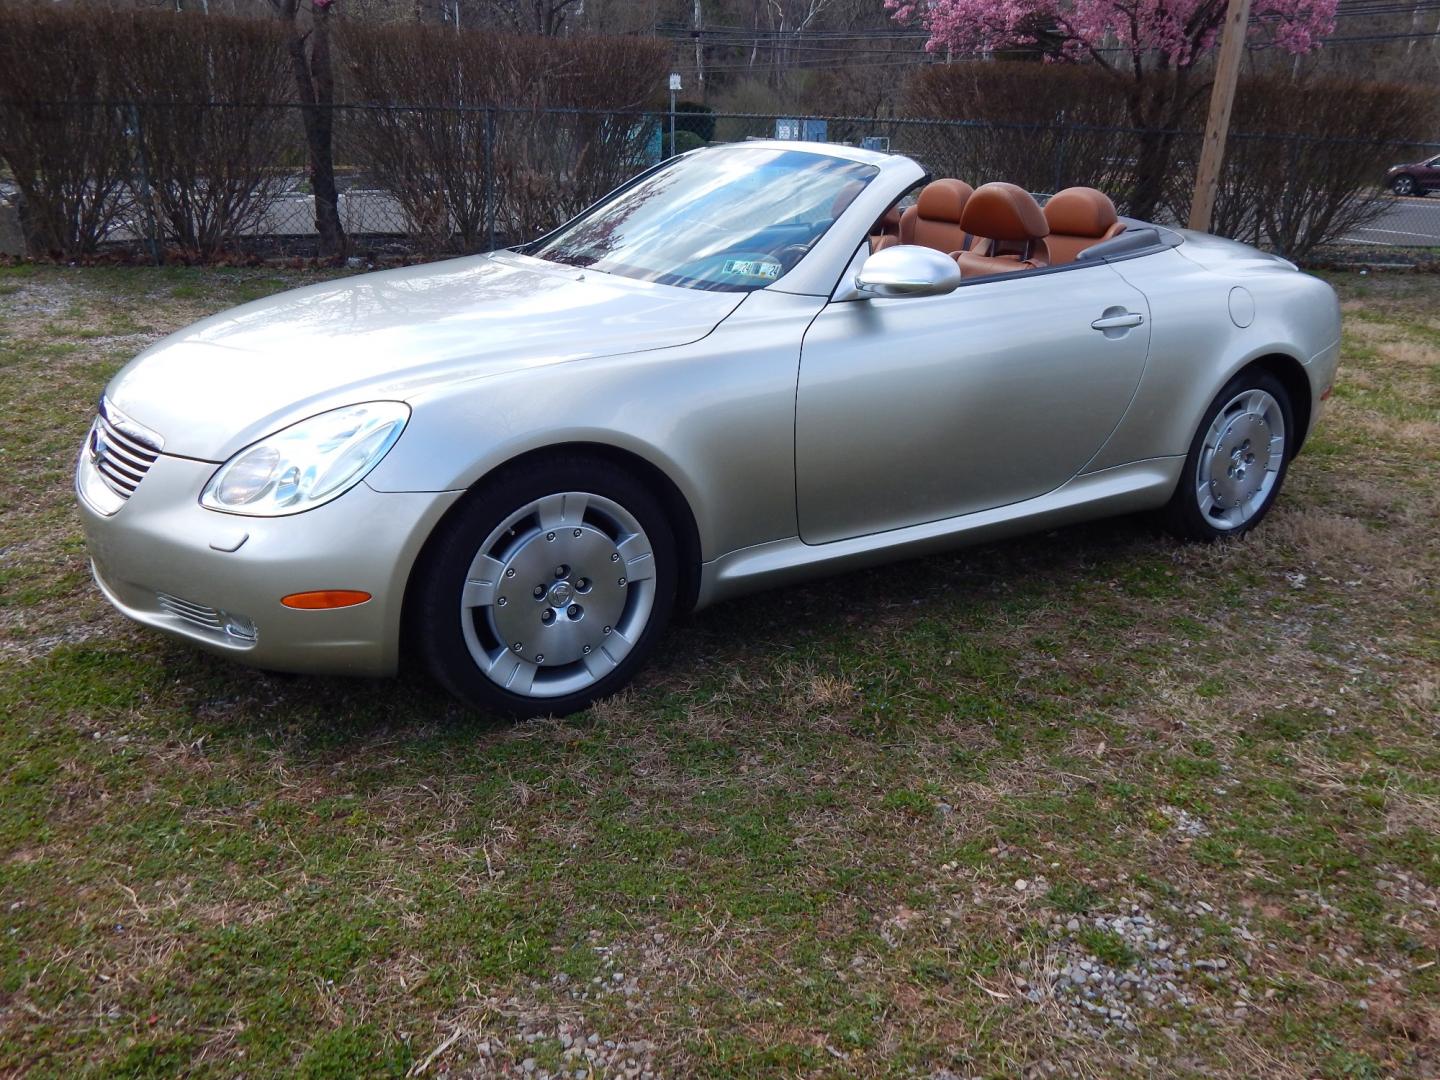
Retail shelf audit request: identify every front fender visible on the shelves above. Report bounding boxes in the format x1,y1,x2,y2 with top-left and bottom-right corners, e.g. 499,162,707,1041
365,290,827,562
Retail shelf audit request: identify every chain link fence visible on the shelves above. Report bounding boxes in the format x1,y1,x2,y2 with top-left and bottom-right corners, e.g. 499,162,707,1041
2,101,1437,264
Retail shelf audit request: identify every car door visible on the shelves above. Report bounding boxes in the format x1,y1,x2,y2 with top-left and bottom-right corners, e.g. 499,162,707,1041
795,260,1150,545
1423,155,1440,192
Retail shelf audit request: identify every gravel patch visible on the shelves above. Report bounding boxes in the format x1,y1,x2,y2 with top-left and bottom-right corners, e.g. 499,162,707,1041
1020,898,1264,1039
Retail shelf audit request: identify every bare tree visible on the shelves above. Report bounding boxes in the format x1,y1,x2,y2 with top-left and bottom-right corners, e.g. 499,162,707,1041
487,0,585,35
270,0,346,256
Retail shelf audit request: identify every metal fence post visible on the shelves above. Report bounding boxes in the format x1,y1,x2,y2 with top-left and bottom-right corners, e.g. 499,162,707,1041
484,106,496,252
127,102,162,265
1052,112,1071,195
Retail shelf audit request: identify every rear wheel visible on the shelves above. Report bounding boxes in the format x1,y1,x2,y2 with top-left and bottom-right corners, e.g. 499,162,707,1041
1163,370,1293,542
413,456,677,717
1391,174,1418,197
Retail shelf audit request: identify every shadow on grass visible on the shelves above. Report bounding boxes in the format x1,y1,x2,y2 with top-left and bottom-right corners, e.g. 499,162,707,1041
37,509,1174,764
188,512,1157,714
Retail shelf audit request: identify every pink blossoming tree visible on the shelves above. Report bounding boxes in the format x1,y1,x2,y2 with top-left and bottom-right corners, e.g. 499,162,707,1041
887,0,1338,216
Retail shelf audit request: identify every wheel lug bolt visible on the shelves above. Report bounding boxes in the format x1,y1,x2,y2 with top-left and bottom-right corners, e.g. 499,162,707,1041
533,585,545,599
554,564,568,577
546,531,556,542
541,610,555,625
568,604,580,618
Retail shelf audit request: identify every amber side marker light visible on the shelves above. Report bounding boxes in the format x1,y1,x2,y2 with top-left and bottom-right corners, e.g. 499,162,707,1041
1321,384,1334,401
281,590,372,610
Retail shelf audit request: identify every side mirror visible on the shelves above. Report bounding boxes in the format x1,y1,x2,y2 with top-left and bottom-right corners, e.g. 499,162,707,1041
854,245,962,298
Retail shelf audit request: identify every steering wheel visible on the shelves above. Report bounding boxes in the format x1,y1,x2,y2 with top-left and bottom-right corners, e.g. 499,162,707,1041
774,244,812,271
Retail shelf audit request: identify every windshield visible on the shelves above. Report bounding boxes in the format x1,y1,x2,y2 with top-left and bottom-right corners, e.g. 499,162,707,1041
528,148,878,292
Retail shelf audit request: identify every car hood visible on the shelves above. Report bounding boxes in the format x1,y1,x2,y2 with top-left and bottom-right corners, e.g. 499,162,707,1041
104,251,744,461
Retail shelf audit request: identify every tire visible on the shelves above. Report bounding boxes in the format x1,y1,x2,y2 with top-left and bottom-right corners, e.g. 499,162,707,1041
1163,369,1294,542
1391,174,1418,197
412,455,678,717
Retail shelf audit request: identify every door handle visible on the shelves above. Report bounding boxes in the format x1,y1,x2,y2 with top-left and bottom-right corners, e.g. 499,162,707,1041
1091,311,1145,330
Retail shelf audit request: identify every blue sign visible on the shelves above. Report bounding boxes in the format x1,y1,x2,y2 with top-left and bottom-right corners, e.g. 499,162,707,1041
775,118,828,143
802,118,828,143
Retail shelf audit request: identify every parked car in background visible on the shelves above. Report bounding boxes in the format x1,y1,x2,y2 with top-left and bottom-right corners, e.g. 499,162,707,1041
77,141,1342,718
1386,153,1440,196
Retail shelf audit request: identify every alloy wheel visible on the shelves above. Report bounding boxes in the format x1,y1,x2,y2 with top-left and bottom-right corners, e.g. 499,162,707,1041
1194,388,1287,531
458,491,656,698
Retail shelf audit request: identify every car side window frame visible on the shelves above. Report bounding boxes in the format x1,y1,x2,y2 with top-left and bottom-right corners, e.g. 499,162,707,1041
824,178,930,302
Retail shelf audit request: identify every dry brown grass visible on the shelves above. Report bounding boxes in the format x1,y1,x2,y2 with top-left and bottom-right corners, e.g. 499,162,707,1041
0,266,1437,1078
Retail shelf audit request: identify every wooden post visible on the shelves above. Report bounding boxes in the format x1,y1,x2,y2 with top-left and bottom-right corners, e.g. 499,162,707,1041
693,0,705,100
1188,0,1253,232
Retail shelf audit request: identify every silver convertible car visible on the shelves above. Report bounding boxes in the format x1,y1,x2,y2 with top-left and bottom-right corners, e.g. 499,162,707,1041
76,141,1341,716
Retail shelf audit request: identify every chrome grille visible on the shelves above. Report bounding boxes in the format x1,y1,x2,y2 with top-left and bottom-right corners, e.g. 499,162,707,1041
155,592,225,631
88,403,162,502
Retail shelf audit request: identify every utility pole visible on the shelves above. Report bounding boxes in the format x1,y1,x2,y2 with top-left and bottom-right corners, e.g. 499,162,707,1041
693,0,705,101
1188,0,1252,232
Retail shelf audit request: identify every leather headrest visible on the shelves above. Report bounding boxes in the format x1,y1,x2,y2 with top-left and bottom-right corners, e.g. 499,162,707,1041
960,182,1049,242
1045,187,1119,238
916,179,973,224
831,180,865,219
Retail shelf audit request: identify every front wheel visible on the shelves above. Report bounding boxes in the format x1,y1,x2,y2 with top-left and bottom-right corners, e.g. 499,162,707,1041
1163,370,1293,542
413,456,677,717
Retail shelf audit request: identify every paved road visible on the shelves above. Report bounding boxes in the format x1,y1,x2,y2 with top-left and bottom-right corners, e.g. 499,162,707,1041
1342,195,1440,247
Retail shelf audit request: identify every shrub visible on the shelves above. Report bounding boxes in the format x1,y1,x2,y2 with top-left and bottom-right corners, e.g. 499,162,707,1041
119,13,297,256
905,63,1436,258
0,7,299,259
339,23,512,250
904,63,1139,197
1196,76,1436,259
0,7,133,258
673,102,716,142
339,24,666,250
662,129,706,158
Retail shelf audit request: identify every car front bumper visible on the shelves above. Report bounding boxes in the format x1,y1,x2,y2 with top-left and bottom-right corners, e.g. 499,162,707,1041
77,449,461,676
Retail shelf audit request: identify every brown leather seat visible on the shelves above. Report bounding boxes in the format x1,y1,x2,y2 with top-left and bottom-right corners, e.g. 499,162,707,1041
897,179,974,255
870,206,902,252
955,182,1050,279
1043,187,1126,265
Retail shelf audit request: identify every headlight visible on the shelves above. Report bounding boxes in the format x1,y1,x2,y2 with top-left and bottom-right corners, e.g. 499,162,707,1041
200,402,409,516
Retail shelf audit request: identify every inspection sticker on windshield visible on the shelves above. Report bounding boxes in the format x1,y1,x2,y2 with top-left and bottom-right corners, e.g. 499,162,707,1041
722,258,781,279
